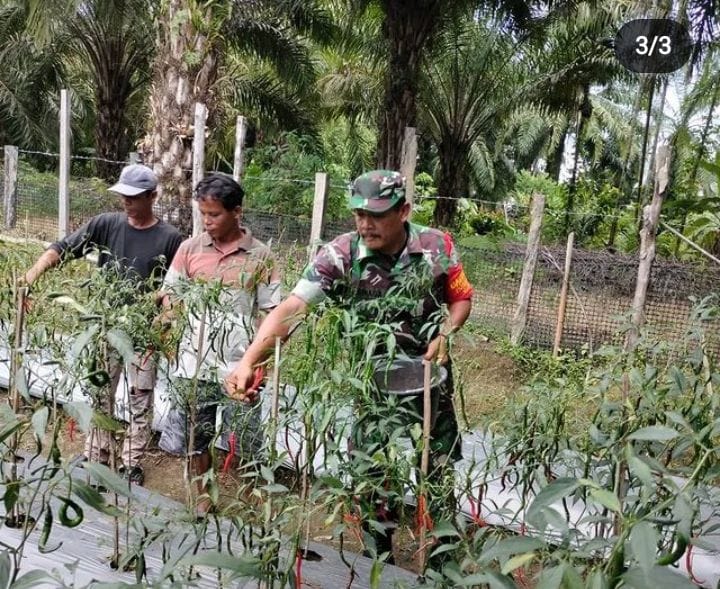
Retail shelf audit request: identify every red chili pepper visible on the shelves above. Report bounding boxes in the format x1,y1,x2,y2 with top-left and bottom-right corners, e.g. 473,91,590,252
67,418,76,442
222,432,236,474
468,495,488,527
249,366,264,393
295,548,303,587
414,495,434,536
343,512,363,544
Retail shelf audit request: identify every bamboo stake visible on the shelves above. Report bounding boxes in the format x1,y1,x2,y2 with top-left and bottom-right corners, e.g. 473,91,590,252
187,304,207,514
10,287,28,415
8,286,28,524
270,338,281,456
258,338,282,589
418,360,433,574
660,221,720,266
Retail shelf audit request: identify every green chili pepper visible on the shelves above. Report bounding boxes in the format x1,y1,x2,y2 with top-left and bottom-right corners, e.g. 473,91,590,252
655,533,689,566
58,497,83,527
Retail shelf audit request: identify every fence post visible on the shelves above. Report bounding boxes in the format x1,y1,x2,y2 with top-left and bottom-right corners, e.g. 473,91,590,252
308,172,329,259
400,127,417,216
4,146,18,229
552,232,575,357
58,89,71,239
128,151,140,164
625,144,671,352
511,192,545,345
191,102,207,238
233,115,247,183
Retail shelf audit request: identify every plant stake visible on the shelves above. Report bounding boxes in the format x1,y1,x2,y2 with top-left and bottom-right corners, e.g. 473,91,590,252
6,286,28,526
418,359,433,575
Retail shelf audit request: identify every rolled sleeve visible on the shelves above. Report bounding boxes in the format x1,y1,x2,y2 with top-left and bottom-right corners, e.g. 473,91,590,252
162,241,190,292
292,278,328,305
258,281,283,310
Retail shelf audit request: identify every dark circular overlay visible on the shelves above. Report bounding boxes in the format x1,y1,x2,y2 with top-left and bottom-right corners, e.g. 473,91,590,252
615,19,693,73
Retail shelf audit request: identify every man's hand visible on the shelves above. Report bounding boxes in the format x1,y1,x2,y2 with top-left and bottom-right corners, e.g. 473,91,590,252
424,334,449,365
225,362,259,404
14,279,33,313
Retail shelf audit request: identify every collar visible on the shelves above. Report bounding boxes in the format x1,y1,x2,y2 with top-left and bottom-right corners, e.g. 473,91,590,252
356,222,423,261
201,225,254,251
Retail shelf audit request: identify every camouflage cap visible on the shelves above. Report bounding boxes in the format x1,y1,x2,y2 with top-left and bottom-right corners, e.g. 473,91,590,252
349,170,406,212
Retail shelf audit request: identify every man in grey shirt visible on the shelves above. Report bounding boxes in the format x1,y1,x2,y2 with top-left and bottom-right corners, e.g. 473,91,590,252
22,164,182,485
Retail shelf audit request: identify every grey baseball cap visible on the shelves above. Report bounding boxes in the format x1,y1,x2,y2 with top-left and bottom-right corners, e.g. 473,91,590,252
109,164,158,196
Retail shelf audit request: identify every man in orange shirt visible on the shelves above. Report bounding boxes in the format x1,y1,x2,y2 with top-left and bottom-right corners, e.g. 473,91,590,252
160,173,281,517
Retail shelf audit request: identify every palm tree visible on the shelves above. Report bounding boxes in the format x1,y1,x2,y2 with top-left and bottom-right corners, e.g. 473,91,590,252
9,0,154,179
68,1,154,179
315,0,384,176
419,16,526,226
144,0,336,233
0,3,66,148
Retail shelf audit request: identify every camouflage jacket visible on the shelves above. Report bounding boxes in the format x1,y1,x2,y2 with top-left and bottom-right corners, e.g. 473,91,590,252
293,223,473,352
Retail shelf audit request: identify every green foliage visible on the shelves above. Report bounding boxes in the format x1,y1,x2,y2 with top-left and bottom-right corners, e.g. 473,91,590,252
243,131,351,222
4,239,720,586
497,340,593,387
12,161,117,224
469,298,720,586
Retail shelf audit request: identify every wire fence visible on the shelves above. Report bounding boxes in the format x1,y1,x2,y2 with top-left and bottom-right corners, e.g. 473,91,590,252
3,151,720,354
462,242,720,352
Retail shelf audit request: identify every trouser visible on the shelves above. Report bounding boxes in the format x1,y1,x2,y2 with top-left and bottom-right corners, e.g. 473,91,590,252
84,350,156,468
350,361,461,548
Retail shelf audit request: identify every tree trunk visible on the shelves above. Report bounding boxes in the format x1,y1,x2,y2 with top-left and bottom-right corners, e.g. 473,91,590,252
546,126,567,182
376,0,442,170
607,80,645,249
95,87,129,181
142,0,218,235
563,86,590,233
433,141,469,227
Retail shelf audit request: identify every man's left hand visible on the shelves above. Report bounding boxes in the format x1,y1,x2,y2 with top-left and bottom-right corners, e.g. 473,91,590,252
424,334,449,365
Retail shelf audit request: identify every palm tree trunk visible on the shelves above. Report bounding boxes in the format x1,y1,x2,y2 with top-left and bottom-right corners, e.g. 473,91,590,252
433,142,469,227
564,86,590,233
546,126,568,182
142,0,218,235
607,81,645,248
376,0,442,169
95,97,127,181
634,75,656,226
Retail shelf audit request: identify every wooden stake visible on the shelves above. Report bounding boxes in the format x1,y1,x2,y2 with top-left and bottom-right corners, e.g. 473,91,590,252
58,90,71,239
191,102,207,238
233,115,247,183
308,172,329,259
269,337,281,461
511,193,545,345
625,144,671,353
10,287,28,415
3,145,18,230
418,360,433,573
7,286,28,524
553,232,575,357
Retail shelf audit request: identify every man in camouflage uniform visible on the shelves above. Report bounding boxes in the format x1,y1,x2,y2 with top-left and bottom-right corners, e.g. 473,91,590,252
225,170,473,566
